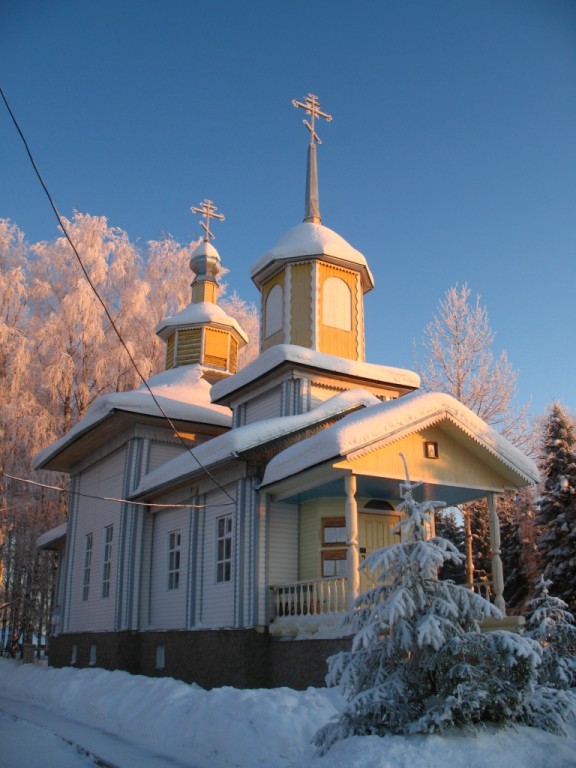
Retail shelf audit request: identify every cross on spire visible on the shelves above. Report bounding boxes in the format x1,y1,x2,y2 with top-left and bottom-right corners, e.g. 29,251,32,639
190,199,225,241
292,93,332,144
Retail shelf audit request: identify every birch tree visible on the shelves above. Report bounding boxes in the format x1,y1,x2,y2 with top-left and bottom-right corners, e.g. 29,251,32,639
415,283,535,603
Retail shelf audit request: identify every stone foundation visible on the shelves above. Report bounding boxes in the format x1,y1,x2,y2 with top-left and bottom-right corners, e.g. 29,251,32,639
46,629,351,689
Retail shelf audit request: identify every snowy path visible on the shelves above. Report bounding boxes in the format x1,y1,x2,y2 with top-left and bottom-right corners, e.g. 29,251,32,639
0,694,196,768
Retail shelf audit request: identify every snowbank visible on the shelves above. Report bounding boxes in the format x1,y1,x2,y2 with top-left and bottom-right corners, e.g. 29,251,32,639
1,659,575,768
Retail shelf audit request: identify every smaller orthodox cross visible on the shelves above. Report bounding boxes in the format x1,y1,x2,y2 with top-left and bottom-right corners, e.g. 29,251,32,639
292,93,332,144
190,199,225,241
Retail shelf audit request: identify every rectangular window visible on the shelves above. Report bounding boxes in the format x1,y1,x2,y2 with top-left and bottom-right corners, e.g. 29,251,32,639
82,533,93,601
216,515,232,583
168,530,181,590
101,525,113,598
322,517,347,545
322,550,347,578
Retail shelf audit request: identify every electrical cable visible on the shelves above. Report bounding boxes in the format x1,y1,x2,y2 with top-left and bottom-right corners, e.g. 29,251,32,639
0,471,234,510
0,85,236,504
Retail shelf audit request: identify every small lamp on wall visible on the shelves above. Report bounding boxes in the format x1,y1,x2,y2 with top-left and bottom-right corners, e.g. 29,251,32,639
424,441,439,459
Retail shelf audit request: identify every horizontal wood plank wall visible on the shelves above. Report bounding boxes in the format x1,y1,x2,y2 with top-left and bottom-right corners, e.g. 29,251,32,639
318,263,358,360
148,507,189,629
290,262,312,348
204,327,230,369
343,427,510,490
261,272,286,351
268,502,299,586
68,448,125,632
299,498,346,580
199,488,236,627
147,441,186,475
244,385,283,423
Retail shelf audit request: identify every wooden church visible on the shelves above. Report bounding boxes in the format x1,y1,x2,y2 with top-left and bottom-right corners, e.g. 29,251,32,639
36,95,538,689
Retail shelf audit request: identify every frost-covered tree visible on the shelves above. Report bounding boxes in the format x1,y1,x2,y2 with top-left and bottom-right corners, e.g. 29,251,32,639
536,403,576,613
524,576,576,690
314,477,574,753
415,283,529,445
0,213,259,654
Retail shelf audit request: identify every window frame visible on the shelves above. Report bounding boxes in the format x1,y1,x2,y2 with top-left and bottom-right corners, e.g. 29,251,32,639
101,524,113,599
82,533,93,601
216,515,233,583
167,529,181,591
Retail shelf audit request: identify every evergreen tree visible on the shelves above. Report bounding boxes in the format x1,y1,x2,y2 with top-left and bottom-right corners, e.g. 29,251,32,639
434,508,465,584
524,576,576,690
501,489,538,613
314,478,574,754
536,404,576,612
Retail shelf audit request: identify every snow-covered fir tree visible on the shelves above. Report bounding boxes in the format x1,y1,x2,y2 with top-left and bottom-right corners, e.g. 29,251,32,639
314,473,575,753
524,576,576,690
536,404,576,612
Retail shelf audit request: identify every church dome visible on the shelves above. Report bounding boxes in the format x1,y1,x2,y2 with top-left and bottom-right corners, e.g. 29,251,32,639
250,221,374,292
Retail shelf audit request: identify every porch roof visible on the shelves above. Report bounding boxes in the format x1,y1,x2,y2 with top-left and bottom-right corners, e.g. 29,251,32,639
259,391,539,502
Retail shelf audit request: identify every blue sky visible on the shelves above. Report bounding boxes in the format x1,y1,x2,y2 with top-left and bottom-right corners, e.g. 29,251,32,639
1,0,575,418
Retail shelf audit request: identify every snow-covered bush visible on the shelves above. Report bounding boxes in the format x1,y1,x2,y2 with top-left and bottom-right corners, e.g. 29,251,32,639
314,477,576,753
524,576,576,689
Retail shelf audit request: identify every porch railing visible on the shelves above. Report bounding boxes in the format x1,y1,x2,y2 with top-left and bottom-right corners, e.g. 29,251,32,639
270,577,347,618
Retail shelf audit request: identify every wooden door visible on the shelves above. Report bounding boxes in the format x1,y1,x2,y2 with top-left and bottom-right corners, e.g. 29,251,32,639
358,512,400,592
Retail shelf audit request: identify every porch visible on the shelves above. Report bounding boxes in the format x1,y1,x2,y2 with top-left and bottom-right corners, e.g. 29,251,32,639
268,575,496,637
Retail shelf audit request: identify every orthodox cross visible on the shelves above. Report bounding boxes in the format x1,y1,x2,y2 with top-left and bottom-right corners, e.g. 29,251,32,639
190,199,225,241
292,93,332,144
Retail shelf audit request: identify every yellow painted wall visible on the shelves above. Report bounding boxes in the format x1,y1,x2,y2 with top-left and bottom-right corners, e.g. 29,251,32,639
290,263,312,348
204,327,229,369
299,498,345,580
337,426,511,490
192,280,217,304
175,328,202,367
318,263,359,360
261,272,286,352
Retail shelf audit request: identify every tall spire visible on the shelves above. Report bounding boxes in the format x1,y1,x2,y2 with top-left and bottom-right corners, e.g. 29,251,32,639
189,198,225,305
292,93,332,225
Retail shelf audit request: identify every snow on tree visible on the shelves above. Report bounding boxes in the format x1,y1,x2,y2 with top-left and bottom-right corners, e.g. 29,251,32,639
314,472,574,754
414,283,535,599
535,403,576,613
415,283,530,445
0,213,259,655
524,576,576,690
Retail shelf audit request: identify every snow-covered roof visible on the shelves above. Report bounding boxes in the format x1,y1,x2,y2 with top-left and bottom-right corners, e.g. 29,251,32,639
132,388,380,498
261,391,540,488
211,344,420,404
250,221,375,290
156,301,248,342
37,522,67,549
34,365,231,469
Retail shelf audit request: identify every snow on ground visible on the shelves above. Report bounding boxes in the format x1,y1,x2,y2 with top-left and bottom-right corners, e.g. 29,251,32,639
1,658,575,768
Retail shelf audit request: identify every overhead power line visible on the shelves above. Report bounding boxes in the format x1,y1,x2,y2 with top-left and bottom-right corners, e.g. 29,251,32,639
1,471,233,511
0,85,236,504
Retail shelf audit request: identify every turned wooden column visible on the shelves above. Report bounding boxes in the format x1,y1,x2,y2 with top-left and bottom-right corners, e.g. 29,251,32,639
488,492,506,613
345,473,359,609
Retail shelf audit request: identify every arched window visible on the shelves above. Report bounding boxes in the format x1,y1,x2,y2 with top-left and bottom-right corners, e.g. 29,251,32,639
265,283,283,338
322,277,352,330
364,499,395,511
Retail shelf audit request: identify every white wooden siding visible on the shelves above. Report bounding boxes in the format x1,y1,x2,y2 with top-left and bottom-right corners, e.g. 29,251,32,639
268,502,298,585
148,508,189,629
243,386,282,424
147,442,186,474
68,449,125,632
310,383,343,409
198,488,236,627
